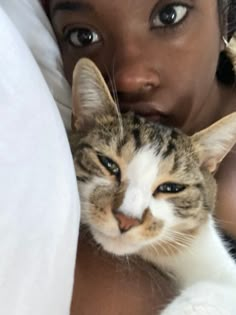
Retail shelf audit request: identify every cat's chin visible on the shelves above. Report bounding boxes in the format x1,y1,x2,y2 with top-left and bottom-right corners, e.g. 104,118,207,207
92,229,142,256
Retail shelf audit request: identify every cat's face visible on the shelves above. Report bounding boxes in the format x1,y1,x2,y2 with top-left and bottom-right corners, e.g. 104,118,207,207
70,58,236,257
71,113,214,256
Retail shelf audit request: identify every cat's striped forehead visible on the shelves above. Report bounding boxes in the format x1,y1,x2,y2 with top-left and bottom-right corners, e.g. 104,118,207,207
92,112,194,174
74,109,216,254
94,112,185,155
71,112,198,187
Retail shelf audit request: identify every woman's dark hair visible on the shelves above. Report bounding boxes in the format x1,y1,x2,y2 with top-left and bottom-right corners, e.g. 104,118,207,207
217,0,236,84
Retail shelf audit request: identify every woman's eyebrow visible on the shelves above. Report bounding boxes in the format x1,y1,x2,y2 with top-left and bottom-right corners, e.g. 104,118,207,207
51,1,94,17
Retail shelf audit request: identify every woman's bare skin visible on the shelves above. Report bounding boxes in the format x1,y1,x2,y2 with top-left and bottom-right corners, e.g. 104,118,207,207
71,234,176,315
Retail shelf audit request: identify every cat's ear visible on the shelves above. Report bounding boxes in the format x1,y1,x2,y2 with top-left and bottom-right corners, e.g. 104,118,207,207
191,112,236,173
71,58,118,131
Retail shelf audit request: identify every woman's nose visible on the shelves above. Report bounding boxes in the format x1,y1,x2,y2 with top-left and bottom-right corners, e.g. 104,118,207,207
113,62,160,95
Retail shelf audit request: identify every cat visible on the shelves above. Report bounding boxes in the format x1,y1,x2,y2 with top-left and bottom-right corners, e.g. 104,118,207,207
69,58,236,315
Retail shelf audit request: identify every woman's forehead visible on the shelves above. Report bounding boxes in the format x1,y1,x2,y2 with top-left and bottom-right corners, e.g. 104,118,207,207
49,0,172,12
48,0,165,25
48,0,219,18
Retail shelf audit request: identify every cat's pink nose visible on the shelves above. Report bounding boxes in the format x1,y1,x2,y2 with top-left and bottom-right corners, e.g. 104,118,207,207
113,211,141,233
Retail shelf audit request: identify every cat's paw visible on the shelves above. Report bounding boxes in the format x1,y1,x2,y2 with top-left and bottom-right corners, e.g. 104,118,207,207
160,282,235,315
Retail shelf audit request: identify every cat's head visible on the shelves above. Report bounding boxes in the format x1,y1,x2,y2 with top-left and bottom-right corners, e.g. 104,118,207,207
70,58,236,257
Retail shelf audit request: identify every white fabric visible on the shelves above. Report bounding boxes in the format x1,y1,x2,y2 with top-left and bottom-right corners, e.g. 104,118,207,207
1,0,72,130
0,6,80,315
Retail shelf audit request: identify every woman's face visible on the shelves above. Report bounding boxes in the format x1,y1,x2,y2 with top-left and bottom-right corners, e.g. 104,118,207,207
50,0,224,134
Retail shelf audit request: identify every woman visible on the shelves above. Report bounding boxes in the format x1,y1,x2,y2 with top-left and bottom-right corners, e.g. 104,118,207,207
42,0,236,314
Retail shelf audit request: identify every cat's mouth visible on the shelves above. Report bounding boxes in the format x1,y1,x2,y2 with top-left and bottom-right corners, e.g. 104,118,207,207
92,228,143,256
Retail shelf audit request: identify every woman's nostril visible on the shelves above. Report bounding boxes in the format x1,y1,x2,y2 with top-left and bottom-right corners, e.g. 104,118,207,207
112,63,161,94
116,77,159,94
141,82,156,93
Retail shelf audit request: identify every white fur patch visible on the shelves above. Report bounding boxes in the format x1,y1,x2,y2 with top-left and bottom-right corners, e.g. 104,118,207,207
150,198,175,224
118,145,159,219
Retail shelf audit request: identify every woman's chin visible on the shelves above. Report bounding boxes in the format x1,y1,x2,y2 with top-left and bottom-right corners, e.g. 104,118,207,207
92,229,141,256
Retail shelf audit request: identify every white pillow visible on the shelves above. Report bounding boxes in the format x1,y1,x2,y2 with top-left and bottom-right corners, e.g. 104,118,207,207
0,5,79,315
1,0,72,130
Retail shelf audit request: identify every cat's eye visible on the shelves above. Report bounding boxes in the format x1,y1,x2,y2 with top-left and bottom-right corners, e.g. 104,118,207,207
151,4,190,28
155,182,186,194
98,155,121,179
64,27,101,47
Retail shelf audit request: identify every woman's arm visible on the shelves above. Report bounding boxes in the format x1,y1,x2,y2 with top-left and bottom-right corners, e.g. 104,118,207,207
71,235,176,315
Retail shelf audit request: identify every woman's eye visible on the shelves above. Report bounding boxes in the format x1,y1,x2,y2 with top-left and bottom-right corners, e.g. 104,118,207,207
65,27,100,47
155,182,186,194
152,4,188,27
98,155,121,179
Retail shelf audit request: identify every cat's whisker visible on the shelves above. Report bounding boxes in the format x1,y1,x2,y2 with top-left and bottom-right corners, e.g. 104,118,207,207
149,243,162,257
170,230,195,241
110,55,119,107
111,59,124,139
172,235,194,246
161,243,174,257
124,255,132,272
163,234,186,253
166,233,193,245
153,241,173,257
101,60,117,104
164,242,178,256
102,58,124,140
173,239,194,254
214,217,236,226
170,235,193,244
164,231,195,257
172,239,191,251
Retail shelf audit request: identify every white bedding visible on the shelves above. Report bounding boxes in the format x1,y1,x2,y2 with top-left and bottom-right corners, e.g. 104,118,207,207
0,3,80,315
1,0,72,130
